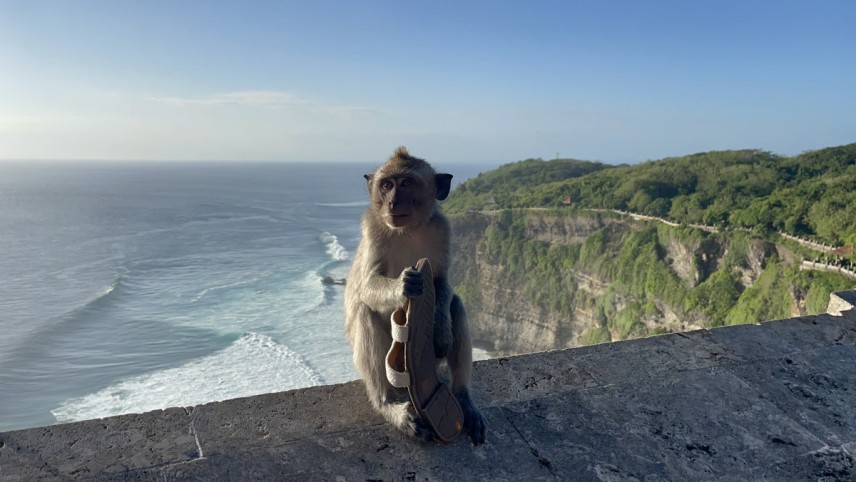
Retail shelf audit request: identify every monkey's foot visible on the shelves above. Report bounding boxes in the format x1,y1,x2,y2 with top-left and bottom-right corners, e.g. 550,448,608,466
388,258,464,443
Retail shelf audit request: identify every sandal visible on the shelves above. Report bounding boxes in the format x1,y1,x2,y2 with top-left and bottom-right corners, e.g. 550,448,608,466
385,258,464,442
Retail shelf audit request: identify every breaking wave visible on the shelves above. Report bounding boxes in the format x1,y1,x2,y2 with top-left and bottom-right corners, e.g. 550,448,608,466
51,332,323,423
320,232,349,261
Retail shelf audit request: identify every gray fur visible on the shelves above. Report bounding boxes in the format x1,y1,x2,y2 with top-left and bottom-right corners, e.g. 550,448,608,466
344,148,486,444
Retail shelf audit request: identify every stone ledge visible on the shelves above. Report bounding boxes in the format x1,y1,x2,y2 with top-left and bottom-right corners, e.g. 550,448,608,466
1,292,855,481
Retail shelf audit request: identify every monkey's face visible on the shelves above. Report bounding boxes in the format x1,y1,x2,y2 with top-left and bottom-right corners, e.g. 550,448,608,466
363,151,453,232
374,174,430,230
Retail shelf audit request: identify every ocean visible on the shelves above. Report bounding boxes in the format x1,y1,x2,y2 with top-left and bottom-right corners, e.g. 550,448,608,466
0,160,488,432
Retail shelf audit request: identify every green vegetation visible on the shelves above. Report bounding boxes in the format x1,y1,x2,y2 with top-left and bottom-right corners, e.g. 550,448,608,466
447,142,856,345
445,158,610,213
484,210,581,315
446,143,856,249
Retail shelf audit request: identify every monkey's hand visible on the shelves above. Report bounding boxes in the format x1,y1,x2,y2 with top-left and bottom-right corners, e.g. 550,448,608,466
398,267,424,299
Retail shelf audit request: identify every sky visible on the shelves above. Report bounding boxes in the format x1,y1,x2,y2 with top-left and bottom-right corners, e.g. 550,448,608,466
1,1,855,165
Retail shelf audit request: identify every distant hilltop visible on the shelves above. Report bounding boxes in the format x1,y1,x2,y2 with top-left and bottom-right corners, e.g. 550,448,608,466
445,141,856,250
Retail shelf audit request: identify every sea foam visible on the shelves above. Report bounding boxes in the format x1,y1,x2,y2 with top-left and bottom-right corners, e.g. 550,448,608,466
51,332,323,423
320,232,350,261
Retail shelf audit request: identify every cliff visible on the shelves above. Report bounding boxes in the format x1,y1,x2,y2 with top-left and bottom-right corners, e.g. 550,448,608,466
444,143,856,357
451,210,855,355
2,292,854,480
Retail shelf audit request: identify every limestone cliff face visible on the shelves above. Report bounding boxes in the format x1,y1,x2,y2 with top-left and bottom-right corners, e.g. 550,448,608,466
452,214,575,353
449,214,555,352
450,213,618,354
522,214,615,245
449,211,804,356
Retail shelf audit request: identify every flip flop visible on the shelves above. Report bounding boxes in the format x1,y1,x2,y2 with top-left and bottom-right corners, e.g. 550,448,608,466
385,258,464,443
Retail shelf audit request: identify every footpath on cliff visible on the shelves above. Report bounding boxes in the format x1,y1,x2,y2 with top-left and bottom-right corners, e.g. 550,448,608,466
2,291,855,481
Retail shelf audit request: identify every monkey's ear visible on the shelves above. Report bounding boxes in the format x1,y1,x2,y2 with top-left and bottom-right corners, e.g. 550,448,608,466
435,173,453,200
364,174,373,193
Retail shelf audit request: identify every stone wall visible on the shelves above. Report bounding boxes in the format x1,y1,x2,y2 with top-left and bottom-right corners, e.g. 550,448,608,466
2,292,855,480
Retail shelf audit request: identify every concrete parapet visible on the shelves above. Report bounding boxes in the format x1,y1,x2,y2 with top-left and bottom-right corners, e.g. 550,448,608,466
2,292,856,480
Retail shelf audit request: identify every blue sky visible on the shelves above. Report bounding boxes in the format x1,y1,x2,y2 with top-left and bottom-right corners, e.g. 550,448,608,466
1,1,854,164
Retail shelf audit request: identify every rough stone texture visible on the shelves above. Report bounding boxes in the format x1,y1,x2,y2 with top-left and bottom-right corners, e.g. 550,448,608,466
2,292,855,481
523,214,613,246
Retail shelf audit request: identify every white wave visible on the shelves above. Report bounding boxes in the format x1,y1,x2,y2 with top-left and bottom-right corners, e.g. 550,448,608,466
192,278,258,302
51,332,323,423
472,347,493,361
89,279,120,303
67,276,123,313
319,232,349,261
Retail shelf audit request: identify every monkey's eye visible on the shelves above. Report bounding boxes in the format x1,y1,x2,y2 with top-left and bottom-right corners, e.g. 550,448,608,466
401,178,413,188
381,180,394,191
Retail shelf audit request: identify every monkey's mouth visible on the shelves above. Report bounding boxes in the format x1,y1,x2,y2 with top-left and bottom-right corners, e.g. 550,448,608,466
386,214,410,228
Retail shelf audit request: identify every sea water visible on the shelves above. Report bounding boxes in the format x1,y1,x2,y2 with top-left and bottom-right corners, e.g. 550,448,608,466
0,160,488,432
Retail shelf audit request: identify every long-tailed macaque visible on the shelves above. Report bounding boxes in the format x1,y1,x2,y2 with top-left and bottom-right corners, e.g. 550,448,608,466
344,147,486,445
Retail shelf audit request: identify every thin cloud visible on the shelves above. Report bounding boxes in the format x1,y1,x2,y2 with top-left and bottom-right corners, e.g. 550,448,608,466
144,91,386,120
321,105,386,117
148,90,305,108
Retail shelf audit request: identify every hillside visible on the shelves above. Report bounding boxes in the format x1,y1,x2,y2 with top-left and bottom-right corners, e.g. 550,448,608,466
448,157,611,211
446,143,856,248
446,143,856,354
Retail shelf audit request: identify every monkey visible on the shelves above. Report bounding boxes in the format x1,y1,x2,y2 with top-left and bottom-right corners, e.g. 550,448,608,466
344,147,486,445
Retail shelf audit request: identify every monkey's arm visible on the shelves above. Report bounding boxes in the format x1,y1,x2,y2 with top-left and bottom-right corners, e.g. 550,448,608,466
432,277,454,358
359,263,424,314
434,277,453,311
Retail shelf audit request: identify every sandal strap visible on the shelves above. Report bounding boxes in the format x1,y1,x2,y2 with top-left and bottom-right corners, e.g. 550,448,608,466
386,307,411,388
390,308,409,342
386,362,410,388
390,322,409,343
